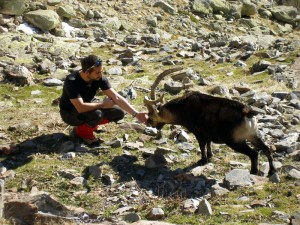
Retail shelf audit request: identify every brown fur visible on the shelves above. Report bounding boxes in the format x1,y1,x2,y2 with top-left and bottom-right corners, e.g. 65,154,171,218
146,91,277,176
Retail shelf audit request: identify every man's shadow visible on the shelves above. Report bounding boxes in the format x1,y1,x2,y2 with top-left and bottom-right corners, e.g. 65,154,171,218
0,132,69,170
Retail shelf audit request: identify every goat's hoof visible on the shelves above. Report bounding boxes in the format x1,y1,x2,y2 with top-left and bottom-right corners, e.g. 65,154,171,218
250,169,259,175
197,159,208,166
207,154,213,160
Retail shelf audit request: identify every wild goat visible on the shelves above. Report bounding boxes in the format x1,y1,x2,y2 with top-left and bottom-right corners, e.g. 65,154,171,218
144,68,277,176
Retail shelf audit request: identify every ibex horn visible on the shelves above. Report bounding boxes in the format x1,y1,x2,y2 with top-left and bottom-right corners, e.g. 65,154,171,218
144,95,164,106
150,67,184,100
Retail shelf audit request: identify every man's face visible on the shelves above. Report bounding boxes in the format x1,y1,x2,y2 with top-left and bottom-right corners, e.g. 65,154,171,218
87,66,103,81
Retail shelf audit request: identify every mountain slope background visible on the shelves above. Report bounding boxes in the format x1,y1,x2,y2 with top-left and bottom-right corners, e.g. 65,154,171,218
0,0,299,224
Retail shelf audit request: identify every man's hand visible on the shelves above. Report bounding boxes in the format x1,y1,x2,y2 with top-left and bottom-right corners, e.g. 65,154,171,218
135,112,148,124
101,98,115,108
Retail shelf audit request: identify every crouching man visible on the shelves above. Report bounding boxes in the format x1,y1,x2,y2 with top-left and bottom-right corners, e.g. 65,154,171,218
59,55,148,147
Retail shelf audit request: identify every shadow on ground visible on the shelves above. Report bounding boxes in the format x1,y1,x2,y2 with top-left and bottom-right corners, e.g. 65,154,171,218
0,132,69,170
84,154,216,199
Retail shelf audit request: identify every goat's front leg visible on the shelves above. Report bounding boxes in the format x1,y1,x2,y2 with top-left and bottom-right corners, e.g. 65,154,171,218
207,141,213,160
195,135,210,165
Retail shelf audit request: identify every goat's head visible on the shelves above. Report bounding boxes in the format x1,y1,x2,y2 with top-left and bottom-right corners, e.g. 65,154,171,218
144,95,165,129
144,67,184,129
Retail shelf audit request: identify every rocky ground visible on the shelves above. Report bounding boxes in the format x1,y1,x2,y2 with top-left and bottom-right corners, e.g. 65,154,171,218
0,0,300,225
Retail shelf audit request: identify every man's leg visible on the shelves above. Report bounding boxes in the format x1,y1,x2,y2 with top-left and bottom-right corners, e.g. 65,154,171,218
60,109,101,144
60,107,124,145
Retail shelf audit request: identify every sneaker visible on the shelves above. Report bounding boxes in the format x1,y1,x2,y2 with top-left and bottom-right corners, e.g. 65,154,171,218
70,127,104,147
81,138,103,147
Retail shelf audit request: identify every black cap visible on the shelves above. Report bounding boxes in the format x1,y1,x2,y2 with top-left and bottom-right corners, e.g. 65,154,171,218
81,55,102,72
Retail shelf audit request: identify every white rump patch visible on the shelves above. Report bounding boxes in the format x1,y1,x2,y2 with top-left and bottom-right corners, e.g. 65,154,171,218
233,117,258,142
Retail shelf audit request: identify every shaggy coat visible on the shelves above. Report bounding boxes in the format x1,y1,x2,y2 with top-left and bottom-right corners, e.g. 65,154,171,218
145,91,277,176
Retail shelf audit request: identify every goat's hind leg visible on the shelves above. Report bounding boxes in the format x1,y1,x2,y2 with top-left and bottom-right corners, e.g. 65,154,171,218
196,136,211,165
248,135,277,176
226,140,259,175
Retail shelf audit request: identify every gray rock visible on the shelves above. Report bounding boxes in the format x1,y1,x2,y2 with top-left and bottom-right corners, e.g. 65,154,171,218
196,199,213,216
251,60,272,73
146,207,164,220
176,130,191,142
164,80,183,94
141,34,160,46
288,169,300,179
241,0,257,16
147,17,158,27
47,0,62,6
192,0,212,15
154,146,174,155
272,91,290,100
60,152,76,159
107,66,122,75
88,165,102,179
274,132,299,153
113,206,134,215
43,78,63,87
211,183,229,197
191,164,214,176
145,154,167,169
57,5,76,19
153,1,177,15
291,211,300,225
211,85,229,96
177,142,196,152
234,60,247,67
67,18,87,28
144,127,159,136
210,0,230,14
270,5,299,25
103,17,122,31
224,169,253,189
199,77,212,86
4,65,34,86
124,213,141,222
3,193,72,224
290,150,300,161
24,10,61,31
269,172,281,183
119,87,137,100
182,199,199,214
0,0,26,16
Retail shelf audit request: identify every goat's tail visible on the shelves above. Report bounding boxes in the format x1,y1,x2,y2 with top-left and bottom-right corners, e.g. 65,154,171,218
242,106,258,118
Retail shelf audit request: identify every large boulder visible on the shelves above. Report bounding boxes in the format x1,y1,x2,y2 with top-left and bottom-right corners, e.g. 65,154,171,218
281,0,300,11
270,5,299,25
4,193,74,225
210,0,230,14
229,3,243,19
241,0,257,16
24,10,61,31
192,0,213,15
0,0,26,16
56,5,76,19
103,17,122,31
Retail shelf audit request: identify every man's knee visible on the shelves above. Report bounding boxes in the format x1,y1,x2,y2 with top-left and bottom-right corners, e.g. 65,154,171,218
113,108,125,121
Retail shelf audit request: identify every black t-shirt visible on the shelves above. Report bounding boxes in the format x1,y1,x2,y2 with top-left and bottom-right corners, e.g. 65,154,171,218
59,71,111,110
